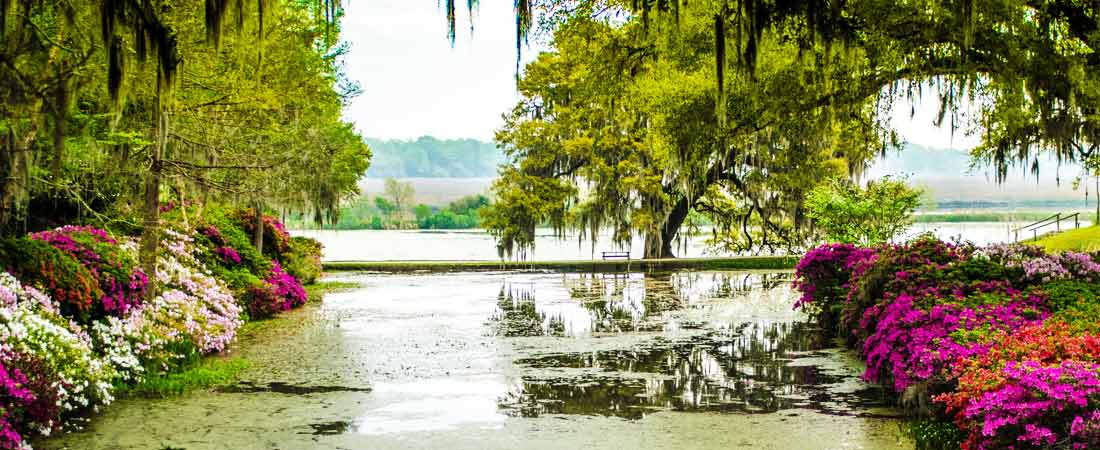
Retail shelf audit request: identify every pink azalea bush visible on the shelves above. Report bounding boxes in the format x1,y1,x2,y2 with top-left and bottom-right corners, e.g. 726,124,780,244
246,261,307,318
793,237,1100,449
29,226,147,318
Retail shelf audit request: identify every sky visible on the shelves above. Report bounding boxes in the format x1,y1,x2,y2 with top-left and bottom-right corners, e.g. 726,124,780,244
339,1,980,149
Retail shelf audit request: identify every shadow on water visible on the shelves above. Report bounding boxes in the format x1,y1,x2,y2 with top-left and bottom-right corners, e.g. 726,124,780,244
490,271,892,420
217,381,373,395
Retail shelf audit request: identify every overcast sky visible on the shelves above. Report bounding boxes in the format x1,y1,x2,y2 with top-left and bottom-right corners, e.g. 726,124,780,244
339,1,980,149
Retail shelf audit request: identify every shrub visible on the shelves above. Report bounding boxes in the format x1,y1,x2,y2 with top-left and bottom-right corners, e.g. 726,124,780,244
151,229,244,354
191,210,272,279
233,209,291,257
245,261,307,319
1034,279,1100,312
0,238,102,319
804,176,924,246
860,290,1047,392
29,226,148,318
936,323,1100,450
793,237,1100,450
283,237,322,284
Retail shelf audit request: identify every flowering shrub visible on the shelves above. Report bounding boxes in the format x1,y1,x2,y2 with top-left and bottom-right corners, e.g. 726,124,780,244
0,213,320,448
0,354,41,448
151,230,243,354
246,261,307,319
860,291,1047,392
0,238,102,317
214,246,242,265
0,302,115,413
191,218,271,285
0,272,118,447
283,237,323,285
793,243,872,310
267,261,307,308
234,209,291,256
794,237,1100,449
936,323,1100,450
30,226,147,318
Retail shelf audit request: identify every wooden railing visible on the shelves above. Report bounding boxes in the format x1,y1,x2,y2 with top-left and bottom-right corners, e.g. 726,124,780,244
1012,212,1080,242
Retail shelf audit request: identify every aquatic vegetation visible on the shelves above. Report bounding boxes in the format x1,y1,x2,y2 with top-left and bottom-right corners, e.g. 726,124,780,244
794,238,1100,449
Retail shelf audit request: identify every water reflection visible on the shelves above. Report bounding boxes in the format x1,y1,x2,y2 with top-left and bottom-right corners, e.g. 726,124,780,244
490,272,793,337
491,271,889,419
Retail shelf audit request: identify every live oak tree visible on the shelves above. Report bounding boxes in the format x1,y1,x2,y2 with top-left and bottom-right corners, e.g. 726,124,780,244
476,0,1100,258
0,0,367,294
484,8,887,258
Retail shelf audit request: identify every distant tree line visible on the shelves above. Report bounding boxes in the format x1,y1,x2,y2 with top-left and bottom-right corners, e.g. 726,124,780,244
364,137,504,178
287,178,491,230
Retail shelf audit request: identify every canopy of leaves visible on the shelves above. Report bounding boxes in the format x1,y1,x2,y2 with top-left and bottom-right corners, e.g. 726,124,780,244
0,0,369,234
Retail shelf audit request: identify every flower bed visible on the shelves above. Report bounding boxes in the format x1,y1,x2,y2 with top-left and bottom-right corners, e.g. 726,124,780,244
793,236,1100,449
0,219,322,449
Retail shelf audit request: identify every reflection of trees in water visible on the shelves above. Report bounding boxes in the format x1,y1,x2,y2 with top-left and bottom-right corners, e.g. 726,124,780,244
500,321,886,419
670,271,792,301
488,271,795,337
489,284,565,336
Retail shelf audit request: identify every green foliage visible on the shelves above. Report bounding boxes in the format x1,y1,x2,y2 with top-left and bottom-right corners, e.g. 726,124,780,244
283,237,323,285
1038,280,1100,312
805,177,924,246
374,197,396,216
907,418,967,450
418,195,490,229
192,208,272,280
292,194,492,231
364,137,503,177
1053,302,1100,335
488,9,886,258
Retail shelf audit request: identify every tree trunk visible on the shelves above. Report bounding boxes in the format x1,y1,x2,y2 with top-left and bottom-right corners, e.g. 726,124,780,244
253,200,264,255
0,125,35,229
139,94,167,300
643,197,691,259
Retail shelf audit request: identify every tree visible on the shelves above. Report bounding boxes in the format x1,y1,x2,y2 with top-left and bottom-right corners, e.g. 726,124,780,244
805,177,924,246
0,0,368,296
414,204,433,223
374,197,396,222
483,10,885,259
383,178,415,225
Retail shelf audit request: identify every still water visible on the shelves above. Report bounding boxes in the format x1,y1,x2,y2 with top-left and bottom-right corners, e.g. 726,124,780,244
42,271,910,450
295,221,1066,261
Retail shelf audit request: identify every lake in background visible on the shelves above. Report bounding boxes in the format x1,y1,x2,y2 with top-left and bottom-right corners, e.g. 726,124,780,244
293,220,1092,262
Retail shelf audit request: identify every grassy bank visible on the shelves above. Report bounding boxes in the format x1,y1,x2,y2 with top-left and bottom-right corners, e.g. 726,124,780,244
323,256,799,273
1031,226,1100,253
122,281,356,397
914,211,1088,223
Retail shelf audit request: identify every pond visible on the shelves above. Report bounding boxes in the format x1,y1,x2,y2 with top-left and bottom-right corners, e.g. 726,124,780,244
295,221,1067,261
42,270,911,450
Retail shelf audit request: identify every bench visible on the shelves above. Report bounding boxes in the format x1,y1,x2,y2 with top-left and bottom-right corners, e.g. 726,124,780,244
601,251,630,260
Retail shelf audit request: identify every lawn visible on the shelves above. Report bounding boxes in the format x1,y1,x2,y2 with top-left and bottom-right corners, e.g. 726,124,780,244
1032,225,1100,253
